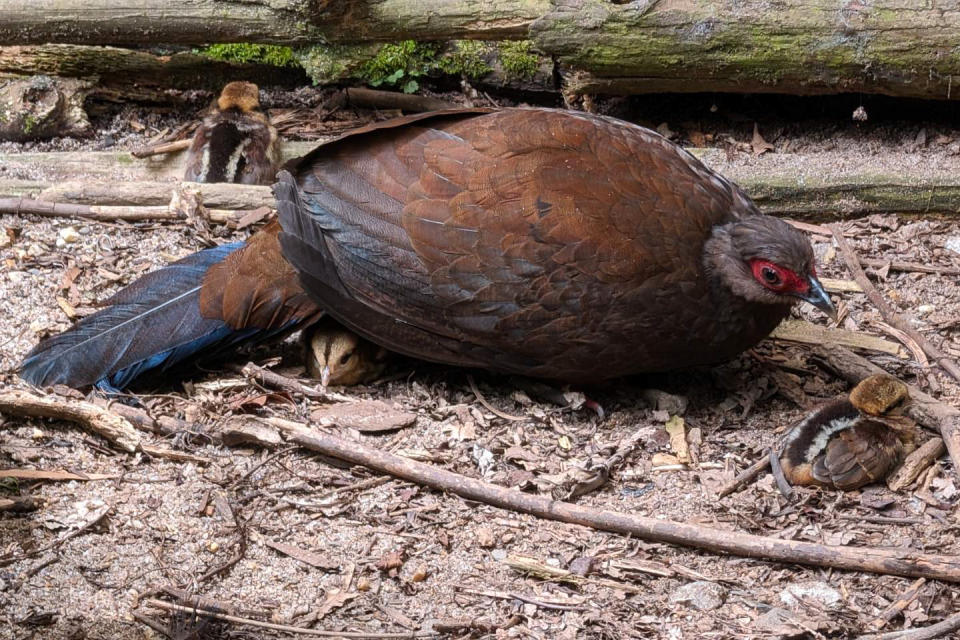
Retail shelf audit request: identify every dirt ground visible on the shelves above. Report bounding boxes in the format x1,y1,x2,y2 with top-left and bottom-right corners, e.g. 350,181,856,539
1,88,959,640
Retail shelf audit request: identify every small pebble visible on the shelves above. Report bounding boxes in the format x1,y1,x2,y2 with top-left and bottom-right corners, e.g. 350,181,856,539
58,227,79,244
207,541,220,553
917,304,935,315
945,236,960,255
410,565,428,582
670,581,726,611
780,581,841,608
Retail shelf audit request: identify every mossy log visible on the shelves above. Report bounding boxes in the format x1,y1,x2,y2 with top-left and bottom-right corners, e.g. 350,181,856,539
3,144,960,220
0,0,544,46
0,45,307,94
3,1,960,100
534,0,960,99
0,76,91,140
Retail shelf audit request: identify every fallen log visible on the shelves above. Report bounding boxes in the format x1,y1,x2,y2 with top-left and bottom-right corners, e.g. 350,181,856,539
3,1,960,100
0,0,541,46
0,75,91,140
5,146,960,221
0,44,307,94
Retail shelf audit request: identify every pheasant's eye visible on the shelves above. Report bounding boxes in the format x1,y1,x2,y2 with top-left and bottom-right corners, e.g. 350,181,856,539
339,352,353,365
761,266,781,286
750,259,797,293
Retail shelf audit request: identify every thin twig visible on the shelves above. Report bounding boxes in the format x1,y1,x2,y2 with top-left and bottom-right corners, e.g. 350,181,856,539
857,609,960,640
830,223,960,382
142,599,436,638
717,451,772,498
0,503,110,567
130,138,191,158
860,257,960,277
467,375,526,421
454,586,588,611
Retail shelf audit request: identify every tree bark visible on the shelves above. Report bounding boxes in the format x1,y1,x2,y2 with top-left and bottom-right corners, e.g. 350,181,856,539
0,45,307,95
1,1,959,100
534,0,960,100
0,76,91,140
0,0,543,46
5,145,960,221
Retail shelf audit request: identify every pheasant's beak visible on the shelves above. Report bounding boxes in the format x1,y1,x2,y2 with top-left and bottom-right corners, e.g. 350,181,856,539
800,276,838,321
320,365,331,388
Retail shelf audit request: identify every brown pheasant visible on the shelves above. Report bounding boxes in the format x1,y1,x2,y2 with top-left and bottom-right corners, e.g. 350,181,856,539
22,107,835,391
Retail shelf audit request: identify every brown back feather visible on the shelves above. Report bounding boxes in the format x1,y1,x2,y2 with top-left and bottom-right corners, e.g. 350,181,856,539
200,220,322,330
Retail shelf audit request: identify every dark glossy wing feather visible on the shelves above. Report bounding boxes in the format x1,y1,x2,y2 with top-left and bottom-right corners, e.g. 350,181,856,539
21,221,320,391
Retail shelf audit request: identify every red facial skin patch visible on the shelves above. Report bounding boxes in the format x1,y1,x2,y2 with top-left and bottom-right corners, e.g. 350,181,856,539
749,258,810,294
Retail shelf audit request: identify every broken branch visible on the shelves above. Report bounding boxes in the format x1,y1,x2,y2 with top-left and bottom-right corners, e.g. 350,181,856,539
831,223,960,382
0,196,249,224
887,438,947,492
0,389,139,452
288,427,960,582
130,139,192,158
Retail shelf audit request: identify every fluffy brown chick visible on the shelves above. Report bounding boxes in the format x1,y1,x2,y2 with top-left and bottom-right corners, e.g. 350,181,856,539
779,374,914,491
849,373,909,416
183,81,280,185
304,320,388,387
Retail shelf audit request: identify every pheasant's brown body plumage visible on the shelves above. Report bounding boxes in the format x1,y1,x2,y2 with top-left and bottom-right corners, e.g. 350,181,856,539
277,108,805,382
22,107,832,391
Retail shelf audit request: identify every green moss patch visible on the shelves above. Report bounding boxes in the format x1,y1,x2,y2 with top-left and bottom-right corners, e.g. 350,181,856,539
498,41,540,78
198,44,298,67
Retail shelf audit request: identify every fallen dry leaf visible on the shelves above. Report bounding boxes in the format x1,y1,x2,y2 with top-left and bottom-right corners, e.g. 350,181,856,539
312,589,357,621
376,550,405,572
665,415,690,464
0,469,118,481
263,538,339,570
752,123,775,156
311,399,417,433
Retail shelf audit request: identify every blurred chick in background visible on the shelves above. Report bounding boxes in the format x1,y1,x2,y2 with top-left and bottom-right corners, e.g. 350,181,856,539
184,81,280,185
